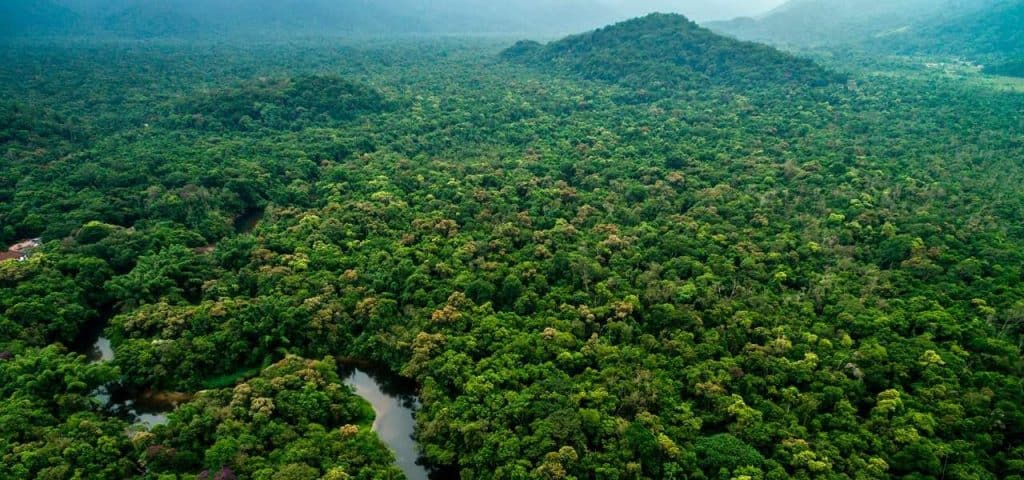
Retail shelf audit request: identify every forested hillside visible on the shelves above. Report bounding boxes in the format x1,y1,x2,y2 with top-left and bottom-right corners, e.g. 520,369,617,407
2,8,1024,480
707,0,997,47
893,0,1024,75
503,14,840,94
0,0,80,37
709,0,1024,77
883,0,1024,57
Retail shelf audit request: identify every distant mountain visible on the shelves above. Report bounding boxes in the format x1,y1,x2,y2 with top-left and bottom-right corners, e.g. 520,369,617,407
45,0,424,38
889,0,1024,59
8,0,632,39
100,3,201,38
0,0,81,37
984,60,1024,77
707,0,998,48
707,0,1024,76
502,13,841,94
151,0,430,35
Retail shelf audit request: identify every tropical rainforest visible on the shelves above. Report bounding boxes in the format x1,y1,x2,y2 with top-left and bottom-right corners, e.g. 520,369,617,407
2,1,1024,480
711,0,1024,74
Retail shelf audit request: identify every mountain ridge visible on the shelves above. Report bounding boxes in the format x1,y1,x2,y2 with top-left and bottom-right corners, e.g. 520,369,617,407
887,0,1024,60
2,0,633,38
707,0,1000,48
0,0,81,37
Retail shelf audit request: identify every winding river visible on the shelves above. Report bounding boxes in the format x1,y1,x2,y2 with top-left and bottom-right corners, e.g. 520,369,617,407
83,207,268,427
77,209,449,477
87,336,446,477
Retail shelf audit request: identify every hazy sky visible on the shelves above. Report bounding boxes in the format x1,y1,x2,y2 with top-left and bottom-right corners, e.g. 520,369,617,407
605,0,789,21
52,0,791,23
11,0,797,39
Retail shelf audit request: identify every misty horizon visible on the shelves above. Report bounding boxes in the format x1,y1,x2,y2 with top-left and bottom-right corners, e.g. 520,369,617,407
2,0,790,40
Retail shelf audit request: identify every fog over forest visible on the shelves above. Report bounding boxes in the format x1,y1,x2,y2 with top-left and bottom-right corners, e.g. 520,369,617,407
4,0,789,38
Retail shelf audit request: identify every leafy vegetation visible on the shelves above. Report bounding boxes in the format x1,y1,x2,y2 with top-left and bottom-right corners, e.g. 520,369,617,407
985,60,1024,78
140,356,401,479
710,0,1023,76
176,75,392,131
3,7,1024,480
0,346,134,479
504,14,841,93
893,0,1024,59
707,0,998,48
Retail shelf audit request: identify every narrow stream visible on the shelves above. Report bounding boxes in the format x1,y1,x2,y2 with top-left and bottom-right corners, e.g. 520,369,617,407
86,336,453,475
76,205,450,475
81,209,266,427
88,336,173,428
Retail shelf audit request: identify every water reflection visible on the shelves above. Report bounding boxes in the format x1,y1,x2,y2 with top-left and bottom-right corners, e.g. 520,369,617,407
82,331,454,475
341,365,432,480
88,336,172,428
89,336,114,362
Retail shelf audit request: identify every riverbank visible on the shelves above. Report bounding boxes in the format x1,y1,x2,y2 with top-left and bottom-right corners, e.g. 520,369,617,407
341,365,428,480
87,336,182,428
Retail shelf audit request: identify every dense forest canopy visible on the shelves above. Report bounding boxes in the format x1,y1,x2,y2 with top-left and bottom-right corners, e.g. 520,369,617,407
707,0,999,47
2,1,1024,480
0,0,80,37
502,14,841,93
892,0,1024,67
708,0,1024,77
